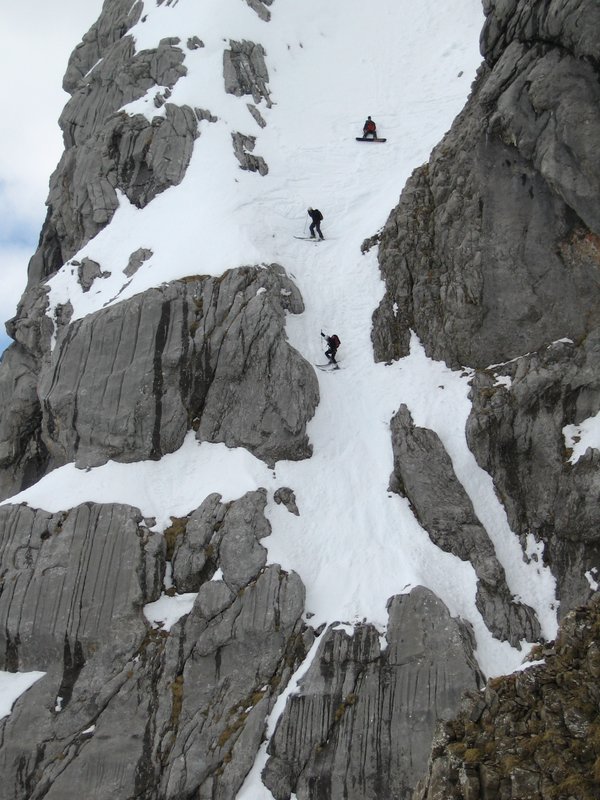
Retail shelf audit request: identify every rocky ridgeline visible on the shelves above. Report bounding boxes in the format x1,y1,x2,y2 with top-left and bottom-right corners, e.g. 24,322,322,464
413,596,600,800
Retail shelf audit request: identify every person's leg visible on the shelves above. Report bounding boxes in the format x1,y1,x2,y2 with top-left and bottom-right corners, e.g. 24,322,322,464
309,221,316,237
317,222,324,240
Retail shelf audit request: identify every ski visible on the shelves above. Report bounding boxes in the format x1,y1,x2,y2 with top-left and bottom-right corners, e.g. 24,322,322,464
294,236,325,241
355,137,387,143
315,363,341,370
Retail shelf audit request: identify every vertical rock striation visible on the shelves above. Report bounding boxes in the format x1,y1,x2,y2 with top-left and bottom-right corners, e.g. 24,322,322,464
0,491,312,800
263,588,483,800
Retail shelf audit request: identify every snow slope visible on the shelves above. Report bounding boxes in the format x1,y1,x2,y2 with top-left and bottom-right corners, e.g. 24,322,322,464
4,0,560,726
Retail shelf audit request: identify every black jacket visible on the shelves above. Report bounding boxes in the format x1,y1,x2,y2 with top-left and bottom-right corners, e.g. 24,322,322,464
308,209,323,223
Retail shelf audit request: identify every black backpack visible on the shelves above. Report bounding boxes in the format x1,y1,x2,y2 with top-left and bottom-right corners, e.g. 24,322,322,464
330,334,340,348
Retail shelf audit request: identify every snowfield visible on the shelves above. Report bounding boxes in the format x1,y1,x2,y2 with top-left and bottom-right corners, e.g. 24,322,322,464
2,0,560,751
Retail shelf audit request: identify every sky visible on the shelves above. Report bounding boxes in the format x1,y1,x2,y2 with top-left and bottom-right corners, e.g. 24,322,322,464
0,0,102,352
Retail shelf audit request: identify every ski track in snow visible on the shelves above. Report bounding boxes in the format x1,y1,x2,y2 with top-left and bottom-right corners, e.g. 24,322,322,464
5,0,560,744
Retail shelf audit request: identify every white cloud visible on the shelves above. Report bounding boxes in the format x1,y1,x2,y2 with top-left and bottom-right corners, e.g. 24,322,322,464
0,0,103,349
0,244,29,326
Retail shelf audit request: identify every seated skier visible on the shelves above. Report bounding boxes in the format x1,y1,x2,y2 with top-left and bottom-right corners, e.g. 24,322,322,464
362,116,377,139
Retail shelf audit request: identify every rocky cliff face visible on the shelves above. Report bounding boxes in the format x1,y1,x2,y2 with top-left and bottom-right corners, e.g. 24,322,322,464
0,0,598,799
373,0,600,625
413,596,600,800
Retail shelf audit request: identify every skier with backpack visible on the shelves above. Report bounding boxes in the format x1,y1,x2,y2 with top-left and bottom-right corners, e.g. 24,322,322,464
308,208,324,240
321,331,341,365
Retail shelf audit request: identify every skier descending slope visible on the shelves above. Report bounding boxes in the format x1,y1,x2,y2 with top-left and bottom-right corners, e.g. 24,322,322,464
320,331,341,367
307,207,325,239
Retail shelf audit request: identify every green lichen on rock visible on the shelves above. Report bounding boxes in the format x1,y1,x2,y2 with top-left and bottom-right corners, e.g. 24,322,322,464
414,596,600,800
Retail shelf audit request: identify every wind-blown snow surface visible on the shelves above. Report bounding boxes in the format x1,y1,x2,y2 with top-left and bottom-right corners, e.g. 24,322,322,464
5,0,560,735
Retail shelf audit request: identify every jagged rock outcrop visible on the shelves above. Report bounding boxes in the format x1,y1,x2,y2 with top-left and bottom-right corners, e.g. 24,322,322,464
263,587,483,800
0,490,312,800
466,334,600,618
413,596,600,800
37,264,316,472
389,405,540,645
232,131,269,174
371,0,600,620
244,0,274,22
0,264,318,499
372,0,600,369
30,18,195,287
224,40,271,107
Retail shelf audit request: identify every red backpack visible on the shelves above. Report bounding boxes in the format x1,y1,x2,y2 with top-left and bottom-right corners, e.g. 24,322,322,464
330,334,341,348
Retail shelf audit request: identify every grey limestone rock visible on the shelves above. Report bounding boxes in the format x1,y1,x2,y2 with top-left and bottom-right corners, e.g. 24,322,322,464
171,493,226,591
171,489,272,593
247,102,267,128
195,107,218,123
219,489,271,592
274,487,300,516
263,587,483,800
33,264,317,475
123,246,153,277
244,0,275,22
481,0,600,67
0,502,163,673
159,565,307,800
0,491,312,800
62,0,143,94
224,39,272,107
466,334,600,619
187,36,204,51
232,131,269,175
42,102,197,272
0,344,48,500
372,0,600,369
29,23,191,288
389,405,540,645
76,257,110,292
0,284,54,499
5,283,52,359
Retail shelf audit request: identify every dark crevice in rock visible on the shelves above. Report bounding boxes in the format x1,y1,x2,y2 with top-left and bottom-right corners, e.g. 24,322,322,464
151,301,171,460
56,636,86,710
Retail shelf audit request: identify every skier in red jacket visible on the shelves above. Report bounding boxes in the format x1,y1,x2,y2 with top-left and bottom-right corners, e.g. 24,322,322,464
362,116,377,139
